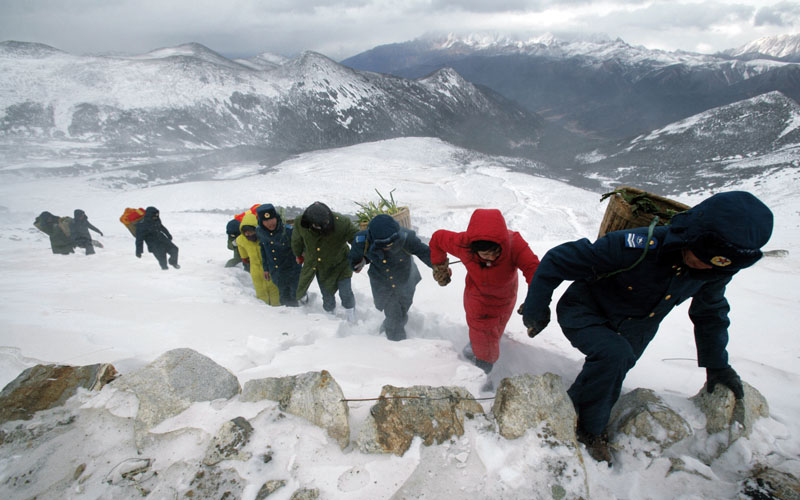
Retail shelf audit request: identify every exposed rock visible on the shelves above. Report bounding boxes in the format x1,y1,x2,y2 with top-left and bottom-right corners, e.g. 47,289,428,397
203,416,254,466
241,370,349,449
256,479,288,499
290,487,320,500
110,348,240,445
691,381,769,438
356,385,483,456
181,466,244,500
608,388,692,453
0,363,117,424
491,373,577,443
742,466,800,500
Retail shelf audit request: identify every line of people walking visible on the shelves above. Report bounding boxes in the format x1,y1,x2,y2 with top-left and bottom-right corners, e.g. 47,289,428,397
34,191,775,467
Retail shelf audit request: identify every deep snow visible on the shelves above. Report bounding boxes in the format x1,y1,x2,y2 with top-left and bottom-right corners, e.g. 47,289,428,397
0,137,798,499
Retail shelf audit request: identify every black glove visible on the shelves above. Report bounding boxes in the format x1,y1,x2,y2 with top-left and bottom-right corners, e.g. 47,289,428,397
706,366,744,399
519,305,550,338
353,258,366,273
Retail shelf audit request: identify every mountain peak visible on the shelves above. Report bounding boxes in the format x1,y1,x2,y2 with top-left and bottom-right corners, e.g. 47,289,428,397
135,42,246,70
725,33,800,60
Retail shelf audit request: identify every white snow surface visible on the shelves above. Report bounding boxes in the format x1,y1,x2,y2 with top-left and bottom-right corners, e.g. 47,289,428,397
0,137,798,499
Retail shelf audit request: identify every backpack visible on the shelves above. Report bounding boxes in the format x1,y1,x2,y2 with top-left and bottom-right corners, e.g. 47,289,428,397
120,207,146,236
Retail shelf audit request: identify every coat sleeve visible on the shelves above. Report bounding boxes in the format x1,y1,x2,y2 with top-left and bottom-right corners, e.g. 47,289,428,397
135,225,144,254
349,231,368,269
405,231,432,268
689,276,733,369
429,229,463,265
522,235,626,321
291,226,305,257
510,232,540,284
237,236,250,260
161,224,173,241
88,222,102,235
259,241,269,271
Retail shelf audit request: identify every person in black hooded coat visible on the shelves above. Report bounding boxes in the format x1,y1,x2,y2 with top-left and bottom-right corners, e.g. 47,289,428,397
70,209,103,255
521,191,774,464
135,206,179,270
256,204,302,306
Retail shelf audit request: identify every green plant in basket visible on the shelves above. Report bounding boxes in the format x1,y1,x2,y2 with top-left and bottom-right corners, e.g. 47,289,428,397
355,189,402,224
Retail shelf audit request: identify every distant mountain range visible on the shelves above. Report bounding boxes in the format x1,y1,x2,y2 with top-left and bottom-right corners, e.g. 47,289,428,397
0,40,542,179
342,33,800,140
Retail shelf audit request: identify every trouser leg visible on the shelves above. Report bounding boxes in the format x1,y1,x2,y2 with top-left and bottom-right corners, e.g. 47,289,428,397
167,243,179,266
153,249,168,269
319,279,336,312
563,325,637,436
337,278,355,309
383,301,407,341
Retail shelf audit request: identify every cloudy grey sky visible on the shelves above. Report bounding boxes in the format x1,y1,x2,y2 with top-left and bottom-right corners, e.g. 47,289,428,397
1,0,798,59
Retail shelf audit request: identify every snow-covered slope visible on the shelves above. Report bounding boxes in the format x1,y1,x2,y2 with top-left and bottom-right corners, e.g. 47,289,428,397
574,91,800,194
0,137,798,499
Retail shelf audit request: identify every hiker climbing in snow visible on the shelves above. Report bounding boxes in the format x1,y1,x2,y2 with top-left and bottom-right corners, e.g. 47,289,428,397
70,209,103,255
429,209,540,390
225,218,243,268
237,211,281,306
292,201,359,321
521,191,774,465
349,214,432,341
256,204,302,307
135,206,180,270
34,211,74,255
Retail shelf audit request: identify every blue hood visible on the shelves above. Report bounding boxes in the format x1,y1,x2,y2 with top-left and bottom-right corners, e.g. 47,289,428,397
664,191,773,270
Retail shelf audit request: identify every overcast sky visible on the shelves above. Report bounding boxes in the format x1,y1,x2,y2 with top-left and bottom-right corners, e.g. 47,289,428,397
1,0,798,60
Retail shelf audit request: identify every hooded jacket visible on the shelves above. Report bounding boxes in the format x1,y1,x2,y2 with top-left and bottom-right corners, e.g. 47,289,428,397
522,191,773,368
237,212,281,305
70,209,102,247
135,207,173,255
291,202,359,299
430,209,540,308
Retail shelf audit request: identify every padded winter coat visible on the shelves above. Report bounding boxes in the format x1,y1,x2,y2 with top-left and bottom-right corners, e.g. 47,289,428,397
430,209,540,363
291,210,359,299
256,205,301,282
135,207,173,255
237,213,281,306
349,216,432,311
522,191,774,369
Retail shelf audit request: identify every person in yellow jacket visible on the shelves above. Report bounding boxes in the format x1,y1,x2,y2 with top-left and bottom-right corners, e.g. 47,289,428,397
237,212,281,306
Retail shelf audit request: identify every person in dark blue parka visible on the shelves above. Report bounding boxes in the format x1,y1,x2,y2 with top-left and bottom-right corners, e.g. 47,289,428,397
135,206,180,270
256,204,302,306
521,191,773,464
349,214,432,340
70,209,103,255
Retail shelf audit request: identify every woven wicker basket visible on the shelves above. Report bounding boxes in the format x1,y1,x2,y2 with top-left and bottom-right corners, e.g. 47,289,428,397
358,206,411,231
598,187,690,238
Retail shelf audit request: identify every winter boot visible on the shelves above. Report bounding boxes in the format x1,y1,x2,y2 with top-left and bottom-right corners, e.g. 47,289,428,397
462,344,476,363
576,428,612,466
344,307,356,324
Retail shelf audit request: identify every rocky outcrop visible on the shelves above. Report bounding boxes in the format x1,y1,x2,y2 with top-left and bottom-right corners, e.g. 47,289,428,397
0,363,117,424
110,348,241,446
356,385,484,456
241,370,349,449
608,388,692,454
203,417,254,466
691,381,769,438
491,372,577,442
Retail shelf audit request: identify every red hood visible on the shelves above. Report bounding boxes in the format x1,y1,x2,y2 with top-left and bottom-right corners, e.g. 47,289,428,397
465,209,510,249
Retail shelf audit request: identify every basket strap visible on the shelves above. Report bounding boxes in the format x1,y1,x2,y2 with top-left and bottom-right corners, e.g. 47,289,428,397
596,216,660,280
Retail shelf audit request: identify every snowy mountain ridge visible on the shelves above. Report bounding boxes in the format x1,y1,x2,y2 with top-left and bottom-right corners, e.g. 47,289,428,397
0,41,542,164
724,33,800,60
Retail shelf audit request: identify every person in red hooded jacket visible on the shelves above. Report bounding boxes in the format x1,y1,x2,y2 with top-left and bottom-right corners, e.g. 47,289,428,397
429,209,540,388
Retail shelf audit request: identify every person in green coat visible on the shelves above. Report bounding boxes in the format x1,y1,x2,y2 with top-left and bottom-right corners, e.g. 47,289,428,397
291,201,359,321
